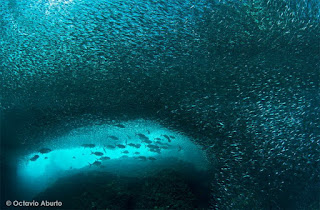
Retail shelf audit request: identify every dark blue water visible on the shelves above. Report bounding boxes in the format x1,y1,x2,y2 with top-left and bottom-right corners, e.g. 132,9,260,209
1,0,319,209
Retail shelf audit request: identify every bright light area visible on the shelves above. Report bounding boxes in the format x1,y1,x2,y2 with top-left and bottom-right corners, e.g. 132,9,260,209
17,119,208,198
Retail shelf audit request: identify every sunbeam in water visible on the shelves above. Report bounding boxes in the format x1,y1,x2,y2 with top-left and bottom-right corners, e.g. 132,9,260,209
17,119,209,199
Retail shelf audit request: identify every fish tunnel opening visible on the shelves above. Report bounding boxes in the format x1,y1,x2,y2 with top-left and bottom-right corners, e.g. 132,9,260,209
12,119,212,209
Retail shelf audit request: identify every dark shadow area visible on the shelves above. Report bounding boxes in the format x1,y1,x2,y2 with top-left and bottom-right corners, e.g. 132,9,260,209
20,167,211,210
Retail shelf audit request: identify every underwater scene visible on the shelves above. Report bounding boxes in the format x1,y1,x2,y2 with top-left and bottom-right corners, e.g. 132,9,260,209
0,0,319,209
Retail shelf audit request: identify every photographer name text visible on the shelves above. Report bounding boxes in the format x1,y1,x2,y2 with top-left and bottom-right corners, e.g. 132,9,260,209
6,200,62,207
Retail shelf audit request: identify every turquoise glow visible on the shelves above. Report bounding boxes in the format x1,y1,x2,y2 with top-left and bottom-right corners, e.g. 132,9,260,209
17,119,208,198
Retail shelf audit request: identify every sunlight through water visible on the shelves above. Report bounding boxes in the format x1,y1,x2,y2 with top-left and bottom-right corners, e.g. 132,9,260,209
16,119,208,199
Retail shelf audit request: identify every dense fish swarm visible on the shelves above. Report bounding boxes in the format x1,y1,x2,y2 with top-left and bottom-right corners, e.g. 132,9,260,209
1,0,319,209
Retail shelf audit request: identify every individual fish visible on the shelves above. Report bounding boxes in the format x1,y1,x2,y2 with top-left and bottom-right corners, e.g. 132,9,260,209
106,145,116,149
82,144,95,148
44,157,48,160
136,133,149,141
109,136,119,140
121,155,129,158
39,148,52,154
162,135,171,142
128,143,142,148
30,155,39,161
91,151,104,156
116,144,126,148
142,139,152,144
89,161,102,167
148,157,156,161
169,136,175,139
134,152,140,155
154,138,162,141
147,145,159,149
137,156,147,160
73,156,76,159
115,124,125,128
100,156,111,160
122,150,129,154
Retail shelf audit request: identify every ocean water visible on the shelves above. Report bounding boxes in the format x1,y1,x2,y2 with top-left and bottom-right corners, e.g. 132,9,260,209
16,119,209,200
1,0,319,209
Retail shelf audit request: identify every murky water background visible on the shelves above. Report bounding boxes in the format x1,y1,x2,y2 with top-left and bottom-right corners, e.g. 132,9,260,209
1,0,319,209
